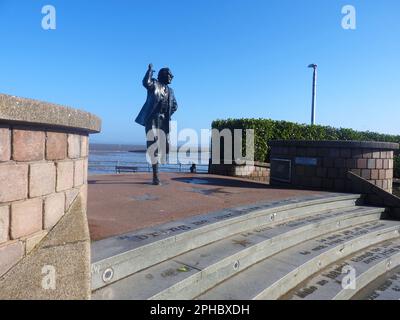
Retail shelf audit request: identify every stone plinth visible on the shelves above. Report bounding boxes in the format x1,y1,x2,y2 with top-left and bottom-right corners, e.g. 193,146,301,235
0,93,101,299
270,140,399,193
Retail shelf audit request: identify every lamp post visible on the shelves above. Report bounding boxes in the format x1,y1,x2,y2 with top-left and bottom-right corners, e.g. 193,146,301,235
308,64,318,125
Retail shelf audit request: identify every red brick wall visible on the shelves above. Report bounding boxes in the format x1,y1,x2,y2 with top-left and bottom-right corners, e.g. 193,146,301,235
0,125,89,278
271,145,395,193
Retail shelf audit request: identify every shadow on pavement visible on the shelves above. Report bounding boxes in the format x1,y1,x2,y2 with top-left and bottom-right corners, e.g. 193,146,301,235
172,177,270,189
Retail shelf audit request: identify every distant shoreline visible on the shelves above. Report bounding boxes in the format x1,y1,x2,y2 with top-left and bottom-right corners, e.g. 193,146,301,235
128,150,146,153
89,143,146,152
90,143,210,153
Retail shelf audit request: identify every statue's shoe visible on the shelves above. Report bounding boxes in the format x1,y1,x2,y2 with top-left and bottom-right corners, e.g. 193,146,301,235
152,179,162,186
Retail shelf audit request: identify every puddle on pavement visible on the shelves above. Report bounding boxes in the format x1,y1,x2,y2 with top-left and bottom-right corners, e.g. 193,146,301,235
180,178,211,185
132,194,159,201
190,188,231,196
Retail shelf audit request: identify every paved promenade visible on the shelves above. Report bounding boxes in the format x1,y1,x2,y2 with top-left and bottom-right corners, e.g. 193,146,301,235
87,173,328,241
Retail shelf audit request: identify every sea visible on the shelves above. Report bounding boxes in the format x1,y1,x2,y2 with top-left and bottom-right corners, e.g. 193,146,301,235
89,143,210,175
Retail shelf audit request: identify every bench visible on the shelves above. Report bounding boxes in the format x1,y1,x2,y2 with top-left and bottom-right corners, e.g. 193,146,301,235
115,166,139,174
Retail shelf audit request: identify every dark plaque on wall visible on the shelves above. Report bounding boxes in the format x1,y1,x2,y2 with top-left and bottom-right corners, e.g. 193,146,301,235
270,158,292,183
295,157,318,166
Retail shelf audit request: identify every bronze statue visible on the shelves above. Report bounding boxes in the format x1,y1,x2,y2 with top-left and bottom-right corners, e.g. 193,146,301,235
135,64,178,185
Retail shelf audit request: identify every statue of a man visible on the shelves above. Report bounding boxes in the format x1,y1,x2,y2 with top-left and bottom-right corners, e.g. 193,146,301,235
135,64,178,185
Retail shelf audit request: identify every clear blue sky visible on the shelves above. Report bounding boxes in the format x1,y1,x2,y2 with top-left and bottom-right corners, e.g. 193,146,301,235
0,0,399,144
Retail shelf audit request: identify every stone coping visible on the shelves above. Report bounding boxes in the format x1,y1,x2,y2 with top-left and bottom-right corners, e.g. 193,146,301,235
0,93,101,133
269,140,399,150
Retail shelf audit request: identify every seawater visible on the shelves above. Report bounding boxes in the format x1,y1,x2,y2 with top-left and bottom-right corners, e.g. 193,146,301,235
89,150,210,175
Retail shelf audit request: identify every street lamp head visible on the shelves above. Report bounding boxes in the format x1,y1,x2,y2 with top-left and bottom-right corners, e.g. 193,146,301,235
308,64,318,69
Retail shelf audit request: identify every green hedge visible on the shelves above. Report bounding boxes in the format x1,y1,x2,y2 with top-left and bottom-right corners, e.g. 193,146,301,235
211,118,400,177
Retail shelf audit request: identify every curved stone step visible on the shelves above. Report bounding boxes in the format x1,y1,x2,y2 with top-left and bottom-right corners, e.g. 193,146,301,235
354,266,400,300
197,220,400,300
286,239,400,300
91,193,361,290
92,205,383,300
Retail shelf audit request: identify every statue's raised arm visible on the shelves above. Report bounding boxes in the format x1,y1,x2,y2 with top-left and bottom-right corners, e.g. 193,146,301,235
142,63,155,89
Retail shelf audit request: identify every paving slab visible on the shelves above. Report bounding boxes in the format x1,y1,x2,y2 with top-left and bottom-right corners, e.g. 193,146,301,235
92,205,383,300
92,260,198,300
353,265,400,300
197,220,400,300
287,239,400,300
88,173,329,241
91,193,359,291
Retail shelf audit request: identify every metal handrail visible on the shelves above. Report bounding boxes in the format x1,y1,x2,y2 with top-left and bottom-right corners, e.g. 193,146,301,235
89,160,208,174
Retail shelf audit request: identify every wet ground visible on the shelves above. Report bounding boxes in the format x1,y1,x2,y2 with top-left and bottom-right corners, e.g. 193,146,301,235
87,173,327,241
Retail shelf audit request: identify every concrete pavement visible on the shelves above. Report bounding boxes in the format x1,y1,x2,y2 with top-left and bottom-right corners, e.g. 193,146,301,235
87,173,327,241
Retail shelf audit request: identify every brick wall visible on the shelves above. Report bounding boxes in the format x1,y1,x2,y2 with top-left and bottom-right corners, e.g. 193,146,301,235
270,141,398,193
209,161,270,183
0,125,89,278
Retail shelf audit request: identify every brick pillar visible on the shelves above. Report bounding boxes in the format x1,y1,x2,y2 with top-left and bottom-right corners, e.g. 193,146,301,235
0,93,101,299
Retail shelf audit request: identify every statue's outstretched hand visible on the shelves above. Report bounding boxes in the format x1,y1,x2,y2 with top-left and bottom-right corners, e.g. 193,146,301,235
148,64,153,71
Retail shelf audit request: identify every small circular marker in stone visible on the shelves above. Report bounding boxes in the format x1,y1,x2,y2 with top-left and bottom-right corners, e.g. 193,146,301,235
317,261,323,268
102,268,114,283
234,261,240,271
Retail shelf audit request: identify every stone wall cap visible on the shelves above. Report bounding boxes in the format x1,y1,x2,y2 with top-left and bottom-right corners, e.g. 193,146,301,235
0,93,101,133
269,140,399,150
